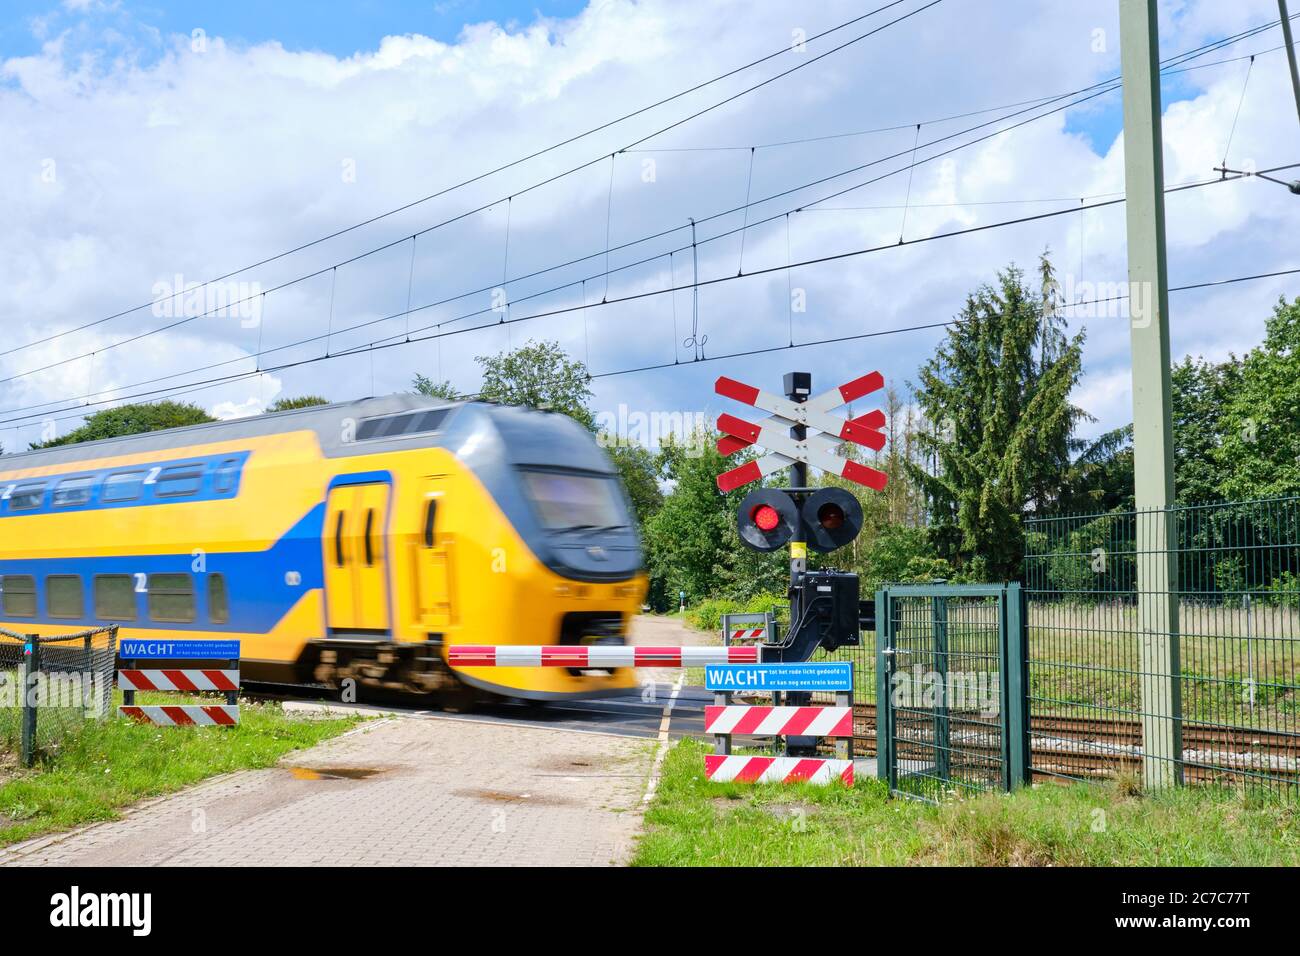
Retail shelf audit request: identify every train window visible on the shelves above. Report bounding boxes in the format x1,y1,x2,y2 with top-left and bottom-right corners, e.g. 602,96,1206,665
520,470,630,532
363,509,375,566
208,574,229,625
147,573,195,623
422,498,437,547
46,575,84,618
357,412,415,440
8,482,47,511
213,458,240,494
411,408,451,433
1,575,36,617
102,471,145,502
154,465,204,498
93,575,137,621
52,476,96,507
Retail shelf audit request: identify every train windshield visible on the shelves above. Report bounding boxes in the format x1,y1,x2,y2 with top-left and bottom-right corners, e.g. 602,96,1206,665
520,470,630,532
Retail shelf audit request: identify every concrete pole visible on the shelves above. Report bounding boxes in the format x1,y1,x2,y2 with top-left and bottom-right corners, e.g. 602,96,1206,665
1119,0,1182,788
1280,1,1300,131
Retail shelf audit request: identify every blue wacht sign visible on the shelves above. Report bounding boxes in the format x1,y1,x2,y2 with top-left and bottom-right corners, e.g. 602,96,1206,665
118,639,242,660
705,661,853,693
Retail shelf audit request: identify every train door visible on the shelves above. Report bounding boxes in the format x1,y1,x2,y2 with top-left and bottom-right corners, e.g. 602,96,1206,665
414,481,455,633
323,482,392,635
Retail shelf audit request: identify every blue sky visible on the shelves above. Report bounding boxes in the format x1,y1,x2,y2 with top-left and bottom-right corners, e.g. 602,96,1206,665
0,1,588,57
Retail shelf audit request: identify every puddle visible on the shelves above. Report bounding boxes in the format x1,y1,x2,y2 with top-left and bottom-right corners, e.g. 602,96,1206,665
454,787,577,807
287,766,384,781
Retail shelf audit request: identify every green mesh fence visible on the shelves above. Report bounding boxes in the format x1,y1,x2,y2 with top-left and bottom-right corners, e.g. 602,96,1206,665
1023,497,1299,792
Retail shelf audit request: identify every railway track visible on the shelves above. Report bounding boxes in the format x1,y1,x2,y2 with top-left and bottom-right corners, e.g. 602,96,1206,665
848,702,1300,783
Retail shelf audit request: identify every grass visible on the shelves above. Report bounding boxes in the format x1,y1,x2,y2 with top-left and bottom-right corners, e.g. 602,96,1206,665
632,738,1300,866
0,693,360,847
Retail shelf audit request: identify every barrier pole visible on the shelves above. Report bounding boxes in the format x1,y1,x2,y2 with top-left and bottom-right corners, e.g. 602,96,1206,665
122,659,135,707
20,635,39,768
713,689,732,756
836,684,853,763
225,657,239,707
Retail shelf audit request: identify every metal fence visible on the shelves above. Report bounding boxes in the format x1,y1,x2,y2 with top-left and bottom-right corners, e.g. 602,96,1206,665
1023,496,1299,792
0,625,118,767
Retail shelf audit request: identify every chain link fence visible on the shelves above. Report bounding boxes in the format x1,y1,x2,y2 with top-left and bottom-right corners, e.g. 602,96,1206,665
0,625,118,768
1024,497,1299,792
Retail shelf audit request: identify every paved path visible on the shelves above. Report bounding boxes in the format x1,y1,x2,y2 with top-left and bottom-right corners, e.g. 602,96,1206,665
0,616,701,867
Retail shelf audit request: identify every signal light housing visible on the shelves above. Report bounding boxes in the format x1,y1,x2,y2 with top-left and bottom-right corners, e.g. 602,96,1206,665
801,487,864,553
736,489,799,552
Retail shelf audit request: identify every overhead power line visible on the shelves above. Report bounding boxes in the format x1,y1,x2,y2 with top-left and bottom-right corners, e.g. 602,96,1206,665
0,14,1281,394
3,163,1294,432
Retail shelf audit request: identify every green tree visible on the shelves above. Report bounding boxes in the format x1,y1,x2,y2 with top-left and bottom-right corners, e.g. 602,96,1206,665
30,401,215,449
411,374,462,401
1215,296,1300,500
908,257,1085,579
474,339,594,428
1055,425,1134,514
265,395,330,412
1171,355,1238,505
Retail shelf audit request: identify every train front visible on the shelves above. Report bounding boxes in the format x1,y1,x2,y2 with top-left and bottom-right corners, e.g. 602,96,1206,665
444,403,648,701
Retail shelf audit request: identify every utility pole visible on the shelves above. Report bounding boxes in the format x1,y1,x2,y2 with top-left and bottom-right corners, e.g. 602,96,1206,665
783,371,815,756
1119,0,1182,789
1281,1,1300,131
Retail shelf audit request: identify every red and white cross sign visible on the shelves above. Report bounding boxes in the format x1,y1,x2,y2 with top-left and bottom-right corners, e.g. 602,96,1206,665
714,372,889,492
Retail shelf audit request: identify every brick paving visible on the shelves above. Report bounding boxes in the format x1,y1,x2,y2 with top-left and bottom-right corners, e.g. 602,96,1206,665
0,616,702,867
0,716,656,867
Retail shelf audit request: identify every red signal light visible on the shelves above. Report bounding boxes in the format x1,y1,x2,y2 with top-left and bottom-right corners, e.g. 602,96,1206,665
752,504,781,532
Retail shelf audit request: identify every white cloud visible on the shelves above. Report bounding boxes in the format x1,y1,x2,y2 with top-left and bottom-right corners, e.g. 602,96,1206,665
1,0,1296,454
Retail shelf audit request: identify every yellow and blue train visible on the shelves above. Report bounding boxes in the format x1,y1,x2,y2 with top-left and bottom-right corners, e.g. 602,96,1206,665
0,396,646,702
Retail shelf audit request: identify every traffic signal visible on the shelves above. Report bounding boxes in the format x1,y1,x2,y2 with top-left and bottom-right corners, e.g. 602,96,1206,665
801,487,864,553
736,488,799,552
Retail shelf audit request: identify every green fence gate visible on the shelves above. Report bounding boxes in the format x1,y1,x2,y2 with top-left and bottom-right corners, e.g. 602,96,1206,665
875,583,1030,801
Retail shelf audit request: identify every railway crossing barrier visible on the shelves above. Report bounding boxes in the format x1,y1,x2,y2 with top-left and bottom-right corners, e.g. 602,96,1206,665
705,660,855,786
447,644,858,787
447,644,758,667
118,639,242,727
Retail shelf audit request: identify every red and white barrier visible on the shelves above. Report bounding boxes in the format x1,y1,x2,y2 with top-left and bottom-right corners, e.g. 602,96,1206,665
704,705,852,738
120,704,240,727
118,669,239,693
705,754,853,785
729,628,766,642
447,644,760,668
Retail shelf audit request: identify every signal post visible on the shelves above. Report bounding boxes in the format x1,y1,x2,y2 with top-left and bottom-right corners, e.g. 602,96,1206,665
714,368,890,761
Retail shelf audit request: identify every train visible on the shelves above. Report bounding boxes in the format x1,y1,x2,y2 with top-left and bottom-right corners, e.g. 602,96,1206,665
0,395,647,704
